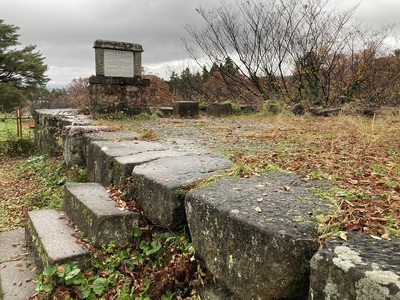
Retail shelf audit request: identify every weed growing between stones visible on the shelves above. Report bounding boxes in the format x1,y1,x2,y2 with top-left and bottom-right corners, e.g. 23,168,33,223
33,224,205,299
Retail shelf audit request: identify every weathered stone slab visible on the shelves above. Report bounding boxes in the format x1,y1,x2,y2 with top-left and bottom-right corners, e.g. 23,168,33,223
83,130,141,168
93,39,143,77
84,130,141,142
173,101,199,117
25,210,90,272
34,108,91,156
64,183,139,246
185,172,335,300
87,140,166,186
163,138,214,155
309,232,400,299
132,153,233,229
113,149,186,190
207,102,233,117
63,125,109,167
159,106,173,116
0,229,36,300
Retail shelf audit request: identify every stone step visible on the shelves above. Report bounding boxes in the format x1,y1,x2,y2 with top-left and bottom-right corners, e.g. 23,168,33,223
185,172,335,300
25,209,91,273
63,182,139,246
0,228,36,300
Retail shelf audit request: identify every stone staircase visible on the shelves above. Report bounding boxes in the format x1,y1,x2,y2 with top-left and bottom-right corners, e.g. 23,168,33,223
0,180,140,299
0,116,234,299
1,109,399,300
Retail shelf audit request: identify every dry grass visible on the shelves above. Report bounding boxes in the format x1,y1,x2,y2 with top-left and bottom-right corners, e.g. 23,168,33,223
101,112,400,240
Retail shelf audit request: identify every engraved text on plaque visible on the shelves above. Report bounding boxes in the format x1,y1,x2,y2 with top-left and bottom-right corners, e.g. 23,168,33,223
104,49,134,77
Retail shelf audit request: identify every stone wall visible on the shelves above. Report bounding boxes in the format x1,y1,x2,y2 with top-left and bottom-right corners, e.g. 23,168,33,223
33,109,90,156
33,109,400,300
89,76,150,114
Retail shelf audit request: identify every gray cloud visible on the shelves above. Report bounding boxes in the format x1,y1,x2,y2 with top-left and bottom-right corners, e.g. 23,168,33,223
2,0,399,88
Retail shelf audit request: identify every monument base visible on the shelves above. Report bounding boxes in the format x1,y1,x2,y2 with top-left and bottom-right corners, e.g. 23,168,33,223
89,75,150,115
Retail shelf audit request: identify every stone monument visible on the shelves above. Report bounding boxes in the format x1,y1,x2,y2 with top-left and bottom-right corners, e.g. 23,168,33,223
89,39,150,115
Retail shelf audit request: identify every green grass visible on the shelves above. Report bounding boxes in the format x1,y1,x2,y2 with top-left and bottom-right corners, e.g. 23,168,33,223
0,112,34,141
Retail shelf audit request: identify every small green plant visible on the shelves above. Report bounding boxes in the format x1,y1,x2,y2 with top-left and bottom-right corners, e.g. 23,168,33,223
35,230,203,299
135,112,157,120
18,155,87,209
36,263,117,299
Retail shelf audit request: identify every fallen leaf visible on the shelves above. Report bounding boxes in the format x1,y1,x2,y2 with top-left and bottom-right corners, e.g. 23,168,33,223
289,163,300,171
347,178,359,185
339,232,347,241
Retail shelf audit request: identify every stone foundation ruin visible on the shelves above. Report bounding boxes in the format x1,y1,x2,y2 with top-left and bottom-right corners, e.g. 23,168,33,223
89,39,150,115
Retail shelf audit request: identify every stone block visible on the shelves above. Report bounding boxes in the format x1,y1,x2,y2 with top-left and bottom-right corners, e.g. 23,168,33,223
34,109,90,156
87,140,166,186
309,232,400,299
64,183,139,246
132,153,233,229
207,102,233,117
113,149,185,191
82,130,141,168
185,172,335,300
159,106,173,116
63,125,109,167
25,210,90,272
89,81,150,115
93,39,144,77
173,101,199,117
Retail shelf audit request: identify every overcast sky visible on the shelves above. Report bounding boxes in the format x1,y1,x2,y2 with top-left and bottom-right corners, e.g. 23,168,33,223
2,0,399,88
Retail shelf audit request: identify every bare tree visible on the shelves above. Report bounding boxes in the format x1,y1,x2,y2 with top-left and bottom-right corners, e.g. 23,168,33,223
183,0,398,107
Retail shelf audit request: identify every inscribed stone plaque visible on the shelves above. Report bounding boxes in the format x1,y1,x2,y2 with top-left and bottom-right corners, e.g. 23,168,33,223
104,49,134,77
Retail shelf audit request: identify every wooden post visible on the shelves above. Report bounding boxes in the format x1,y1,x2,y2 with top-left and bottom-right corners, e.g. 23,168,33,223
16,108,22,140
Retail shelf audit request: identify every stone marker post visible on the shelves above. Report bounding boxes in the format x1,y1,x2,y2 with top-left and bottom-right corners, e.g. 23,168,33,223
89,39,150,115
